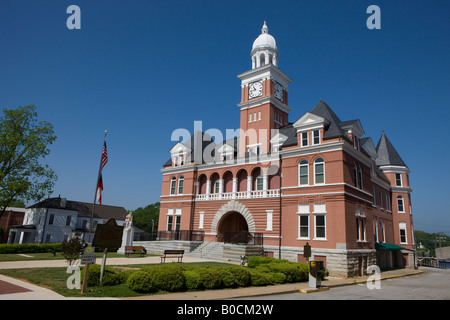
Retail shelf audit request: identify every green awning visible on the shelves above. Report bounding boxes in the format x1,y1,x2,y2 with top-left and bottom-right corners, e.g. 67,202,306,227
375,242,405,251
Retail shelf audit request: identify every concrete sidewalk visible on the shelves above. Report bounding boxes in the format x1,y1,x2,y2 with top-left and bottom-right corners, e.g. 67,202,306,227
0,256,424,300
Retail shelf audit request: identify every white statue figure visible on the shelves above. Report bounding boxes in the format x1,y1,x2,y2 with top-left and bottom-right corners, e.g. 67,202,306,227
118,211,134,254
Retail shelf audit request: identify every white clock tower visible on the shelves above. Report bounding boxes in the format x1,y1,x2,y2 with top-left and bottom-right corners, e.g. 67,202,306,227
237,22,293,157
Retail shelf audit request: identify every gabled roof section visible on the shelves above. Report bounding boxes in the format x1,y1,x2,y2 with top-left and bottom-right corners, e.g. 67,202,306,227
278,123,297,148
375,131,407,167
292,112,329,130
217,136,238,154
360,137,378,159
164,131,216,167
340,119,365,137
310,99,345,138
28,197,127,220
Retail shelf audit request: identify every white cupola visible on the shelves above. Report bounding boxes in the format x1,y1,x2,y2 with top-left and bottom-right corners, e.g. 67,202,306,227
251,21,279,69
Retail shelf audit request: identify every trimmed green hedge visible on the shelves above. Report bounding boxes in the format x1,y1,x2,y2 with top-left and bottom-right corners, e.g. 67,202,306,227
76,258,314,293
123,259,312,293
0,243,62,254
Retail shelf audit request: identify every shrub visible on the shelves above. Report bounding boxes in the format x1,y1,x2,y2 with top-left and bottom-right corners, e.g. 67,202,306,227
100,271,121,286
81,264,119,287
271,272,286,284
117,269,137,284
249,270,273,286
195,267,223,290
183,270,201,291
247,256,290,268
127,270,156,293
259,262,308,283
146,264,185,292
221,266,251,288
0,243,62,254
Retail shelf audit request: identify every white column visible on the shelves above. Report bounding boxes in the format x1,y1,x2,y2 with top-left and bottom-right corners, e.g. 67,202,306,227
247,176,253,198
195,182,199,195
218,179,224,199
206,180,211,200
263,174,268,197
264,51,269,65
232,178,237,199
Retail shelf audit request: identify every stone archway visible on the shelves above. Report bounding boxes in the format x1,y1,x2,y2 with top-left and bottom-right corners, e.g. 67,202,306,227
211,200,255,235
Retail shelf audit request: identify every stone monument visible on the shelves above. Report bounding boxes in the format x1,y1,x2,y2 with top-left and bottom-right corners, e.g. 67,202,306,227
118,211,134,254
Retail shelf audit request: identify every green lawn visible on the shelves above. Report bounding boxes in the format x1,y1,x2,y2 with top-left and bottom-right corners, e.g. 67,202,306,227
0,261,234,298
0,252,157,262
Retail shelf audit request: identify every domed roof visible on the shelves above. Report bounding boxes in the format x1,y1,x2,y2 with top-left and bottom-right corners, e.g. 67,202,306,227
252,21,277,52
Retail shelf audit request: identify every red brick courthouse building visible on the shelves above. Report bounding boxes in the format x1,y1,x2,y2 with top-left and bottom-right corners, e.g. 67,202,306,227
156,23,415,276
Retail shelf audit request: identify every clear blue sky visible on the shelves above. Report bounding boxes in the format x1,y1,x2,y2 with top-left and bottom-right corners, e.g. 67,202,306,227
0,1,449,234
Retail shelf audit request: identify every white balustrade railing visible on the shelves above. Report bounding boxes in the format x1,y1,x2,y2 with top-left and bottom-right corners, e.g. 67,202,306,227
195,189,280,201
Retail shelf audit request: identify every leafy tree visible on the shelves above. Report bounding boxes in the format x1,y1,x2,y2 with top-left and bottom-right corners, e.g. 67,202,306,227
0,105,57,218
131,202,160,233
61,238,87,266
415,230,449,257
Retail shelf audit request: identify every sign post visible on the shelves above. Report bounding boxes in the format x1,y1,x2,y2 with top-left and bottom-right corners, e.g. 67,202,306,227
308,260,324,288
92,218,123,284
80,245,96,294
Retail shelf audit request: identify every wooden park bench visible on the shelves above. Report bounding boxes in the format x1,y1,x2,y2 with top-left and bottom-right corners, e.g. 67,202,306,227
160,249,184,263
125,246,146,257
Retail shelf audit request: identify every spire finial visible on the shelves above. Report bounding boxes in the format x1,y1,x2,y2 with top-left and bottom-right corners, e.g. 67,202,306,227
262,21,268,34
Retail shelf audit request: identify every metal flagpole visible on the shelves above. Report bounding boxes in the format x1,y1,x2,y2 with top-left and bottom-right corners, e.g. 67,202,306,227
89,130,108,243
81,130,107,295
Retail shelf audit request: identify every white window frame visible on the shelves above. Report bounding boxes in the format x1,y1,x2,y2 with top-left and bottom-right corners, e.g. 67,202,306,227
397,196,405,213
399,222,407,244
313,203,326,240
166,208,174,231
395,173,402,187
266,210,273,231
199,211,204,229
313,129,320,145
314,158,325,185
298,160,309,186
170,177,177,195
301,132,308,147
178,176,184,194
297,204,310,240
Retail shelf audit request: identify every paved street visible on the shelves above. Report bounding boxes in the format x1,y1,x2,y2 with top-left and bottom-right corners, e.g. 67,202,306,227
234,267,450,300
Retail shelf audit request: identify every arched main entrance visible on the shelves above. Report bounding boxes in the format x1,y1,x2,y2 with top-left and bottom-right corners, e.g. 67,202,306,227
218,211,249,243
218,211,248,234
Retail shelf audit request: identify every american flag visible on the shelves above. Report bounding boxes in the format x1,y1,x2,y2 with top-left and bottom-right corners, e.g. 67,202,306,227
100,141,108,170
96,174,103,204
96,139,108,204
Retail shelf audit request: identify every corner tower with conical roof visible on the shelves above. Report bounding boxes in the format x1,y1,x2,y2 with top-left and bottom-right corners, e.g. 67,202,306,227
237,22,293,157
376,131,414,250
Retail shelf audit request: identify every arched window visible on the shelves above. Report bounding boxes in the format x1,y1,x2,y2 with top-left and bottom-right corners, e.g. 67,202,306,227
170,177,176,195
299,160,309,185
397,196,405,213
178,176,184,194
314,158,325,184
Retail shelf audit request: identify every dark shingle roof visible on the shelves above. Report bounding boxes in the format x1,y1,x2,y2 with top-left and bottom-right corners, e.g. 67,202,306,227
310,99,346,139
163,131,216,167
375,131,407,167
28,197,127,221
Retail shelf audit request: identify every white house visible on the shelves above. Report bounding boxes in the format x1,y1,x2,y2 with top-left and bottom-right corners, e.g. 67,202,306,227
8,196,128,244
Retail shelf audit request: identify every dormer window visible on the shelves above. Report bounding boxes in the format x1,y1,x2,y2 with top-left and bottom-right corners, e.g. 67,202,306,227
313,130,320,145
301,132,308,147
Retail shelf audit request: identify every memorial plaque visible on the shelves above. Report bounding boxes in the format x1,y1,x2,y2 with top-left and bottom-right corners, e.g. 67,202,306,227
303,242,311,260
92,218,123,249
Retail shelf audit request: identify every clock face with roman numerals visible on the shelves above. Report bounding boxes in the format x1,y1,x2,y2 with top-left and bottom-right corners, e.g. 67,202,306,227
248,81,263,99
274,82,283,101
